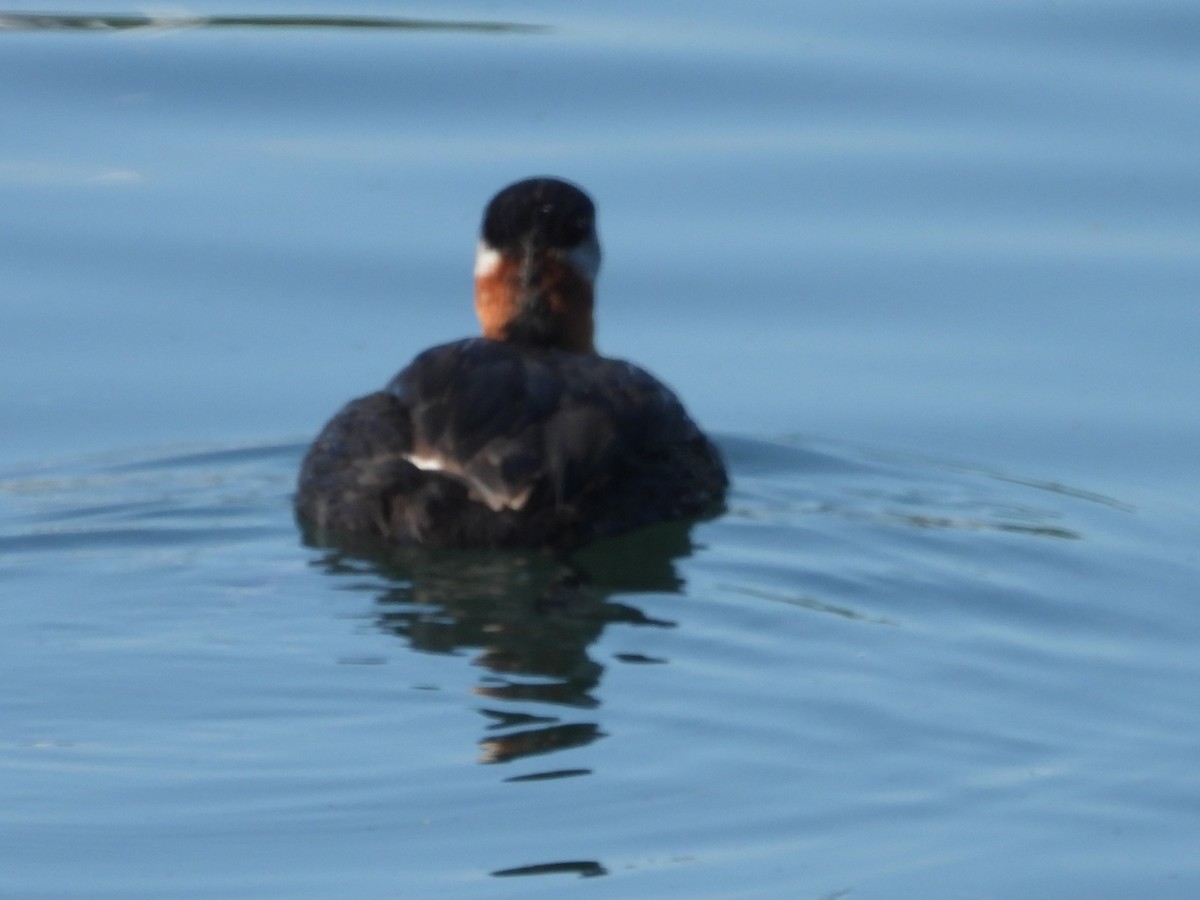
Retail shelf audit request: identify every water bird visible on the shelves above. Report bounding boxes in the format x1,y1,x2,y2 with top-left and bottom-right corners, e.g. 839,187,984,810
296,177,726,551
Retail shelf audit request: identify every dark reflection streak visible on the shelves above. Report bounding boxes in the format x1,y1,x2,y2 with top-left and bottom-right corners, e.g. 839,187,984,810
724,583,899,626
104,443,307,473
980,471,1135,513
491,860,607,878
504,768,591,783
875,447,1136,513
0,12,545,35
993,522,1078,539
893,512,1080,540
479,722,603,765
816,436,1135,513
614,652,667,664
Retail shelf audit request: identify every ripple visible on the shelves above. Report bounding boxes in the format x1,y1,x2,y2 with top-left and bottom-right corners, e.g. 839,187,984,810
1,434,1194,898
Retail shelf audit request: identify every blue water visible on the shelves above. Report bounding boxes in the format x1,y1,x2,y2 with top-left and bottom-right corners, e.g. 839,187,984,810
2,3,1198,897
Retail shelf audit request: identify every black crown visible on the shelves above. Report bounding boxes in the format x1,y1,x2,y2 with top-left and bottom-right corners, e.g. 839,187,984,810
482,177,596,252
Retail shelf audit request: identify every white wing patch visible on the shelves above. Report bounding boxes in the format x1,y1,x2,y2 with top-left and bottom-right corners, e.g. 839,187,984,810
470,481,533,513
405,452,445,472
404,450,532,512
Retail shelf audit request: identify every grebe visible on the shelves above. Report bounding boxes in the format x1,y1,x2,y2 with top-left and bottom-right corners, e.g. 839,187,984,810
296,177,727,551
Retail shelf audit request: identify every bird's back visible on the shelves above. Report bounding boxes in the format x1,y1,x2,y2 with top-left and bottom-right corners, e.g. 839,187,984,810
296,338,726,551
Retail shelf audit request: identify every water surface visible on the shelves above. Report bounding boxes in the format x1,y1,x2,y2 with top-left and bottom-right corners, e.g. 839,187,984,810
2,2,1198,897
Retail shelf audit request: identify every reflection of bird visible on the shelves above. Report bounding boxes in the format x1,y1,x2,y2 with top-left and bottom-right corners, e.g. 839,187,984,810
296,177,727,550
357,547,679,766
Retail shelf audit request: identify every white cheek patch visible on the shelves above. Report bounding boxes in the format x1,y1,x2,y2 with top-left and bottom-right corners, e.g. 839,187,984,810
567,235,601,283
474,241,503,278
476,236,601,282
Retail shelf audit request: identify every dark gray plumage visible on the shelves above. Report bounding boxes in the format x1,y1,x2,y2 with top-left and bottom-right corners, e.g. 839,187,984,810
296,338,726,551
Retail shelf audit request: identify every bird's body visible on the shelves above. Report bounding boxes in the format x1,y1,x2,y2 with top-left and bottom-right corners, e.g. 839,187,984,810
295,178,726,551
